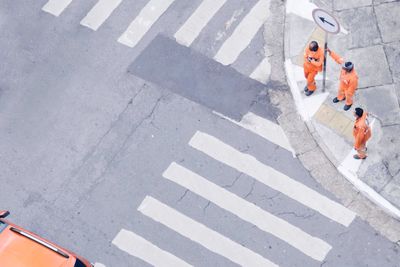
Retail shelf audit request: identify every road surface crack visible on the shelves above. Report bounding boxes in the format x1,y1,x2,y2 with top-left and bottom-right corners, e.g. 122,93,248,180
177,189,189,203
222,173,242,188
244,180,256,199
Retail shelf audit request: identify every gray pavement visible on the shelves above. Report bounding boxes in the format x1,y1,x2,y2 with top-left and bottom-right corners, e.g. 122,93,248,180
0,0,399,266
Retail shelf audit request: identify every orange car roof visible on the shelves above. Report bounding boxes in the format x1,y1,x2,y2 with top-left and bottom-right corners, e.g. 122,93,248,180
0,224,73,267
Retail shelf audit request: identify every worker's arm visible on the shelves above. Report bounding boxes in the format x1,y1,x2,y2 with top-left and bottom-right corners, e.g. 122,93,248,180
328,49,344,64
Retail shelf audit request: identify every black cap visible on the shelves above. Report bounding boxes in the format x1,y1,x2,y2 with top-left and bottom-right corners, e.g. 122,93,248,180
309,41,319,52
355,107,363,117
342,61,354,72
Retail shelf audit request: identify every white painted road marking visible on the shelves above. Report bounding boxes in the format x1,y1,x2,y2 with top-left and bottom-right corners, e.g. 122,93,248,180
163,162,332,261
118,0,176,48
94,263,106,267
80,0,122,31
174,0,226,47
214,0,271,65
112,229,192,267
42,0,73,17
138,196,279,267
213,111,295,156
189,131,357,227
250,57,271,84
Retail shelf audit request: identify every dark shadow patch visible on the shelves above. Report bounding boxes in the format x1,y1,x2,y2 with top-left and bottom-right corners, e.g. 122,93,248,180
128,34,274,121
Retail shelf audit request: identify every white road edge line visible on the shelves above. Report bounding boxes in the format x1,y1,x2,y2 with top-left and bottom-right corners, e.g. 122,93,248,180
189,131,357,227
118,0,176,48
138,196,279,267
42,0,73,17
214,0,271,65
163,162,332,261
112,229,192,267
213,111,296,157
174,0,227,47
80,0,122,31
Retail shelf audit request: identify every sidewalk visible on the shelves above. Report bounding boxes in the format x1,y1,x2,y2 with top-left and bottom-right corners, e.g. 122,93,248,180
283,0,400,221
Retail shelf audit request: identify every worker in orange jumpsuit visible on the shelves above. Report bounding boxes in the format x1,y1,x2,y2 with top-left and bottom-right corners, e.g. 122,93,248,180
303,41,324,96
353,107,371,159
328,49,359,111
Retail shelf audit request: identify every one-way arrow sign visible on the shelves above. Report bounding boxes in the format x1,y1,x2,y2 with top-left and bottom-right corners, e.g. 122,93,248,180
319,16,335,27
312,9,340,34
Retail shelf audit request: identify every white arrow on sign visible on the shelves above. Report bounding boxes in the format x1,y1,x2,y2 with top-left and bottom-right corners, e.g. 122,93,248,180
312,9,340,34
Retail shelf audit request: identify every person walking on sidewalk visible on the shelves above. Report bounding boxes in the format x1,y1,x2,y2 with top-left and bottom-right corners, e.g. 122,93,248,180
353,107,371,160
303,41,324,96
328,49,359,111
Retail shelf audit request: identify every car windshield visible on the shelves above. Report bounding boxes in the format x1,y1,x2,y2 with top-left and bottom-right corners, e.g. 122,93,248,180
0,221,7,234
74,258,87,267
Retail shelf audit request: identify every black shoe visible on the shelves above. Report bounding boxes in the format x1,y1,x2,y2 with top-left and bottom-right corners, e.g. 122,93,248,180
353,154,366,160
343,104,352,111
333,97,346,103
304,86,309,92
305,90,314,96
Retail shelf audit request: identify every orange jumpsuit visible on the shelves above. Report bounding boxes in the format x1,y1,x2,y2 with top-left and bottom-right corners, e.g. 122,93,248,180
353,112,371,159
303,46,324,92
330,51,359,105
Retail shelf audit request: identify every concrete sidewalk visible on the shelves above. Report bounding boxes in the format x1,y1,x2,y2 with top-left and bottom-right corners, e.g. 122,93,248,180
284,0,400,221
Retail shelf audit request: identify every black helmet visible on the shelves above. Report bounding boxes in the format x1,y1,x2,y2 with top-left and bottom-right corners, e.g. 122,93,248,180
309,41,319,52
355,107,363,118
342,61,354,72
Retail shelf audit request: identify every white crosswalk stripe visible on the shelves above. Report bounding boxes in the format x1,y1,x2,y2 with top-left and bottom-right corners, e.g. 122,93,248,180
189,131,357,227
80,0,122,31
214,0,271,65
138,196,279,267
112,229,192,267
174,0,227,47
163,162,332,261
213,111,295,156
42,0,73,17
118,0,176,48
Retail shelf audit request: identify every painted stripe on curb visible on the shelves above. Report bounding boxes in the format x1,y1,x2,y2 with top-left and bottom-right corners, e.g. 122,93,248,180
214,0,271,65
174,0,227,47
118,0,176,48
163,162,332,261
42,0,73,16
112,229,192,267
189,131,356,227
138,196,279,267
80,0,122,31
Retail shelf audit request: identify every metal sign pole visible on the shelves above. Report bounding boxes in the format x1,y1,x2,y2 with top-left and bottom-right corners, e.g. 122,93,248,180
322,32,328,92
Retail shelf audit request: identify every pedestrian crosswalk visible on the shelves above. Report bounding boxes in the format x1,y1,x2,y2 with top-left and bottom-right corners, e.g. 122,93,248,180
213,0,271,66
38,2,358,265
174,0,227,47
40,0,271,84
80,0,122,31
112,229,192,267
106,111,356,266
42,0,73,17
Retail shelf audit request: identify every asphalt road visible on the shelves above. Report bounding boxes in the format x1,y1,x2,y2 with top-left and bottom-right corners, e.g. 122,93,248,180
0,0,399,266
